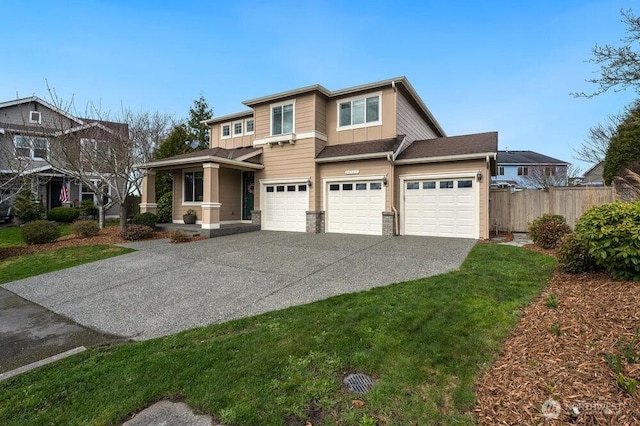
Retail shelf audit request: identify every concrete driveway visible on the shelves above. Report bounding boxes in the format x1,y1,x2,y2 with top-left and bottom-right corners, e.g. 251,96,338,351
3,231,475,341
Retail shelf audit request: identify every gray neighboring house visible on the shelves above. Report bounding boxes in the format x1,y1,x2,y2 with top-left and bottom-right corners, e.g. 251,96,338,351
491,150,570,188
581,161,605,186
0,96,124,217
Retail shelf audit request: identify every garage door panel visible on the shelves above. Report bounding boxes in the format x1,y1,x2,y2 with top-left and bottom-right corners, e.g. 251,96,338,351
262,183,308,232
327,180,384,235
403,177,478,239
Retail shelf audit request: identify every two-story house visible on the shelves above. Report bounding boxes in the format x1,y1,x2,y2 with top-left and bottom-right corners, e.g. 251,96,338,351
491,150,570,188
139,77,498,239
0,96,126,217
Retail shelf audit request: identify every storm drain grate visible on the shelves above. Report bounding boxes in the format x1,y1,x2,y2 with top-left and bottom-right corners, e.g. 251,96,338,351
343,373,375,394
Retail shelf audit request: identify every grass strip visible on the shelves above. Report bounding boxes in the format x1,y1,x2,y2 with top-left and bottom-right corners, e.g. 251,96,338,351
0,244,555,425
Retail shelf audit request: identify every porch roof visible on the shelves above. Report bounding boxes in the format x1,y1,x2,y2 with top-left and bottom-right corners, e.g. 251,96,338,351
138,147,264,170
315,136,404,163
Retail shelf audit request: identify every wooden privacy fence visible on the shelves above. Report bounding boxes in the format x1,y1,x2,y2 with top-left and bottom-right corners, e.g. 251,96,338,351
489,186,618,233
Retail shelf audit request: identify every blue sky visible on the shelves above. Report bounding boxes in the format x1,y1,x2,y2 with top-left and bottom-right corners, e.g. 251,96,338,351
2,0,638,172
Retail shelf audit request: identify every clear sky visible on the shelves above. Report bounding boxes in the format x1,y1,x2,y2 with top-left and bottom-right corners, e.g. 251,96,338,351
2,0,638,172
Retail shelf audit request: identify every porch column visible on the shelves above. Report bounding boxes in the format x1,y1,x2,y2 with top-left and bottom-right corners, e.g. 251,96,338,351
201,163,221,229
140,169,157,214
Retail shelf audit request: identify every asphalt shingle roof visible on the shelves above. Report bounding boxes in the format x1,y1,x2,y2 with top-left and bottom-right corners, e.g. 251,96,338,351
316,136,404,160
395,132,498,161
497,150,568,164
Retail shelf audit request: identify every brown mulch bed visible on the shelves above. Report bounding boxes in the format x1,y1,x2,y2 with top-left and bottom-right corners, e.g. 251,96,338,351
475,249,640,424
0,226,203,260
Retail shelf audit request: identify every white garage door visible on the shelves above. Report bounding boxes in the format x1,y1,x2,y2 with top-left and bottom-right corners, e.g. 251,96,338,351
403,177,477,239
262,183,308,232
326,181,385,235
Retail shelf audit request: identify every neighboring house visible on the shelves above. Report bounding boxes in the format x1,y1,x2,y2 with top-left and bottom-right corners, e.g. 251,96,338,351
0,96,126,217
581,161,605,186
139,77,498,239
491,150,570,188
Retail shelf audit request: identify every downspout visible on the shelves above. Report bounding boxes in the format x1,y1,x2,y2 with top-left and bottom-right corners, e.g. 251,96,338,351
387,153,399,236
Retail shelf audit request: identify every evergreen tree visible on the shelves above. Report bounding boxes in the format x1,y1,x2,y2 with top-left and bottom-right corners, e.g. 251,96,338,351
153,124,193,198
187,95,213,150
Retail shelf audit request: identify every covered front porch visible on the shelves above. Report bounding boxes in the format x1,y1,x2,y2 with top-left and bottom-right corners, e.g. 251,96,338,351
155,222,260,238
138,148,264,237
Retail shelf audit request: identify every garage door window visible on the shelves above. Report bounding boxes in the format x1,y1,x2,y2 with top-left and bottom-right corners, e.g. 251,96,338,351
343,183,353,190
330,184,340,191
370,182,382,190
356,183,366,190
406,182,419,190
423,181,436,189
266,186,274,192
458,180,473,188
440,180,454,189
287,185,296,191
277,186,285,192
298,185,307,191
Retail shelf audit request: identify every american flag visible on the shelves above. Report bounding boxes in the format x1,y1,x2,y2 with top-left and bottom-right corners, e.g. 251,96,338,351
60,177,69,203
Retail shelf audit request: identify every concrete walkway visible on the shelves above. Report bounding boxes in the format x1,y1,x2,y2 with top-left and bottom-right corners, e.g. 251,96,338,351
3,231,475,341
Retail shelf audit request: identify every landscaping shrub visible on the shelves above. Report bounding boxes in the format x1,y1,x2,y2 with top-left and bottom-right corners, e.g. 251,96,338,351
21,220,60,245
47,207,80,223
156,191,173,223
120,224,153,241
169,230,192,243
78,199,98,217
132,212,158,228
71,220,100,238
557,233,599,274
529,213,571,249
575,201,640,280
13,189,42,223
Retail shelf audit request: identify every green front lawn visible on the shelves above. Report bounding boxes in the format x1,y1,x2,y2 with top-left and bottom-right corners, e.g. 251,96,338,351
0,244,556,425
0,245,136,284
0,224,71,247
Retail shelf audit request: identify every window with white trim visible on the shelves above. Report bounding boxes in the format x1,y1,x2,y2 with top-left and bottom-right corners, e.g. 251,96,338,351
233,121,243,136
338,94,380,129
271,102,294,135
517,166,529,176
221,124,231,139
80,180,109,205
29,111,41,123
13,135,49,159
184,171,204,202
498,166,505,176
245,119,254,134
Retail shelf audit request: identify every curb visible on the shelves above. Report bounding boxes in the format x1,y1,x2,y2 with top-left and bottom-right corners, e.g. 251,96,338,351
0,346,86,382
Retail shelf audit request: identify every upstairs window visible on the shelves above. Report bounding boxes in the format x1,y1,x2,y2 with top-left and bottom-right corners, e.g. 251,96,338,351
14,135,49,159
233,121,243,136
517,166,529,176
245,119,254,134
544,166,557,176
271,102,294,135
498,166,505,176
221,124,231,139
29,111,41,123
338,94,380,128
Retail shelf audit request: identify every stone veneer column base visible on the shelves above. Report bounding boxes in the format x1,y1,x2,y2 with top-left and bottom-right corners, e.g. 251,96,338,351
382,211,395,236
251,210,262,228
306,211,325,233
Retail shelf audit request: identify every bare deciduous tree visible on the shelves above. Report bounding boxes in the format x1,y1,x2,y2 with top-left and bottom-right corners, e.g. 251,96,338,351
518,164,581,189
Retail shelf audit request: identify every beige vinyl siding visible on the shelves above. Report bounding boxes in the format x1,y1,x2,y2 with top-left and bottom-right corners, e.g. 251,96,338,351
326,87,397,145
172,170,203,220
211,122,255,149
319,159,393,211
314,94,327,135
219,167,242,221
252,94,316,140
396,91,438,142
395,159,490,239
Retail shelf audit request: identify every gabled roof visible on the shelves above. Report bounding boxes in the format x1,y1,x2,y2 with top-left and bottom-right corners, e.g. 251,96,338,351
139,146,263,170
316,136,404,163
395,132,498,163
202,110,253,125
497,150,568,165
0,96,83,125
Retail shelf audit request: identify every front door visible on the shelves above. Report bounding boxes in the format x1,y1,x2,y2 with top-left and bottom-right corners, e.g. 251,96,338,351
50,179,63,209
242,171,255,220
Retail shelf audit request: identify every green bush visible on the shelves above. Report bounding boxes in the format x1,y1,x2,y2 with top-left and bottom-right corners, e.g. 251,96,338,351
529,214,571,249
78,199,98,217
156,191,173,223
557,233,600,274
71,220,100,238
13,189,42,223
575,201,640,280
120,224,153,241
21,220,60,245
132,212,158,228
47,207,80,223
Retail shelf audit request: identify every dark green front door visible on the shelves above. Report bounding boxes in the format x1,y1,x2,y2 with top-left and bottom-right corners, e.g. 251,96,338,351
242,171,255,220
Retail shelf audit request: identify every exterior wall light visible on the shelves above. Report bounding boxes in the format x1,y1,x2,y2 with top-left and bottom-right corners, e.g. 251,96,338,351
307,178,312,188
383,176,388,186
476,171,483,181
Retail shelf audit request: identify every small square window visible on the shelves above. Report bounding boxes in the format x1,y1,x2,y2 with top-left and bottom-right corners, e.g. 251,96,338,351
222,124,231,138
406,182,419,190
246,119,254,134
343,183,353,190
329,184,340,191
440,180,454,189
266,186,274,193
287,185,296,191
233,122,243,135
276,185,285,192
356,183,366,190
458,180,473,188
29,111,41,123
298,185,307,191
370,182,382,190
423,181,436,189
